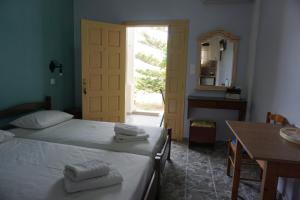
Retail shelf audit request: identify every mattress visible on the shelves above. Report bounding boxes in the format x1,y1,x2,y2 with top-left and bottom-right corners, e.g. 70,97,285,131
9,119,166,157
0,138,152,200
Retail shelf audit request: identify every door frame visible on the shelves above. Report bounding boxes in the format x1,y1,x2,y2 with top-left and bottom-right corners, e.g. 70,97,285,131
124,20,189,141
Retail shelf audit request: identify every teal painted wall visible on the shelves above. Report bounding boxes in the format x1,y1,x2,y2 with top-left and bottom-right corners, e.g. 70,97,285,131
0,0,74,112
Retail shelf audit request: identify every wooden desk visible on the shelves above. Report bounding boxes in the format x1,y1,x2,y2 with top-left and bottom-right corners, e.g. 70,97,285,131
188,96,247,121
226,121,300,200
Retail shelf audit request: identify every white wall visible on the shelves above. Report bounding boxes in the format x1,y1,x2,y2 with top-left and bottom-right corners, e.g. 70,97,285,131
74,0,253,139
249,0,300,199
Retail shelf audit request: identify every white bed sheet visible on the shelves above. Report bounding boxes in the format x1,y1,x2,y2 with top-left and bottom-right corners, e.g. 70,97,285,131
10,119,166,157
0,138,152,200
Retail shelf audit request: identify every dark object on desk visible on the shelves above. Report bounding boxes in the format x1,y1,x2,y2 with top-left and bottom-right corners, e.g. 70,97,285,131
225,87,241,100
226,87,241,94
188,96,247,121
189,120,216,145
64,107,82,119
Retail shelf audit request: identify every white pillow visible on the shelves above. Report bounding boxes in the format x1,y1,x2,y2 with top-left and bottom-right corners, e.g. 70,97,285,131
10,110,74,129
0,130,15,143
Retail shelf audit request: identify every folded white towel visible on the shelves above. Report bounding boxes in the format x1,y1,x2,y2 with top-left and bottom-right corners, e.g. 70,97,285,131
114,123,145,136
114,133,149,143
115,132,149,139
64,160,110,182
64,168,123,193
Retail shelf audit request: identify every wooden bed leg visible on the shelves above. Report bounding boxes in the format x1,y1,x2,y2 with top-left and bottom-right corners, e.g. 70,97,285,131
167,129,172,160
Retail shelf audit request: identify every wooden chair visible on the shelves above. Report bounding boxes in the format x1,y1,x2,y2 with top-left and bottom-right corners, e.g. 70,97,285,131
265,112,288,125
226,112,288,181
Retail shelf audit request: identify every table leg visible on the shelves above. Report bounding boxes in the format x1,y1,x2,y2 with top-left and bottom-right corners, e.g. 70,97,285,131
231,140,242,200
238,108,246,121
260,162,278,200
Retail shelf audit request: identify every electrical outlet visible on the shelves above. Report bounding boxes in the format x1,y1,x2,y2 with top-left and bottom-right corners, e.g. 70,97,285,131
50,78,56,85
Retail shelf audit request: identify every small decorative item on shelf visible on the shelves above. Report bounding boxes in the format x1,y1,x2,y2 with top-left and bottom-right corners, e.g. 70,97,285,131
280,127,300,145
225,87,241,100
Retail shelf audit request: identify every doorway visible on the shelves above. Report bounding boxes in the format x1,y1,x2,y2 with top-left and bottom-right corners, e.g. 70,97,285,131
82,19,188,140
125,26,168,127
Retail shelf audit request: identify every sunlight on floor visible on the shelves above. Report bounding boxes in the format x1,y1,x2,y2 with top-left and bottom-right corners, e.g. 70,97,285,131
126,114,162,127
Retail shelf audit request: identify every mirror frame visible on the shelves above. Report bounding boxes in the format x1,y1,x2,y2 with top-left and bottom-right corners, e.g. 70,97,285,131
196,29,240,91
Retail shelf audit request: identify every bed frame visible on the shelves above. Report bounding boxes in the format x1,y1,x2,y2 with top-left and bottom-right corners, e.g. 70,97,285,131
0,96,171,200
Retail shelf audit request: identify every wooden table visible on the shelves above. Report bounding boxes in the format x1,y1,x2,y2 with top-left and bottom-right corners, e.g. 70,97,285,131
226,121,300,200
188,96,247,121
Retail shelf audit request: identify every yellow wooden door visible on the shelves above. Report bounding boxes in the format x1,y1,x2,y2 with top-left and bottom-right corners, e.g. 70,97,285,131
81,20,126,122
164,21,189,141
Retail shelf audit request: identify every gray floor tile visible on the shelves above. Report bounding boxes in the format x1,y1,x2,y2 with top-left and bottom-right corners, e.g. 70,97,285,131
160,142,260,200
217,190,248,200
186,188,217,200
186,173,215,192
188,161,211,175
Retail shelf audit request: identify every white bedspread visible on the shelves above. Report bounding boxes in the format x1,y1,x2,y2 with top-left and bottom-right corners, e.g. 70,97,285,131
0,138,152,200
10,119,166,157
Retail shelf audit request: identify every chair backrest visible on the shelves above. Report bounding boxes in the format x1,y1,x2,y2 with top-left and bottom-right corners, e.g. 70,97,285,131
266,112,288,126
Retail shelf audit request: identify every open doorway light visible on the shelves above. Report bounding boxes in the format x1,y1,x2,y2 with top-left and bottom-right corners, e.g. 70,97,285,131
125,26,168,126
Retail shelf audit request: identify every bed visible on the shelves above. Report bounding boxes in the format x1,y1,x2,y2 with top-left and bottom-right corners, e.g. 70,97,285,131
0,137,158,200
0,96,171,199
1,96,171,159
9,119,167,158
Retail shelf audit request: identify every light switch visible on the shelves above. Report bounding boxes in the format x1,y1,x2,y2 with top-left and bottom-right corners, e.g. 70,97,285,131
50,78,56,85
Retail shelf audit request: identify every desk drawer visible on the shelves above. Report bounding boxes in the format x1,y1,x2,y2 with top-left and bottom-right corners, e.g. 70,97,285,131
216,101,243,109
188,100,217,108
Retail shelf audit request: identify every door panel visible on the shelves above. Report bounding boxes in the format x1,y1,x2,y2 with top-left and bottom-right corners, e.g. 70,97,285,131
82,20,126,122
165,21,189,141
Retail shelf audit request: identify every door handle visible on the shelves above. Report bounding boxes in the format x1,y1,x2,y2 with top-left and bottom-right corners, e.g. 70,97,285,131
83,88,87,95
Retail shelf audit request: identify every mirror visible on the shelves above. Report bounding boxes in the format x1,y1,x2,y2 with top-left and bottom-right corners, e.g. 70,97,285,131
197,30,239,91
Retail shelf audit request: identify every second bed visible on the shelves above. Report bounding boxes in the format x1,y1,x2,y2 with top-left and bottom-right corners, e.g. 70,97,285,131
10,118,167,157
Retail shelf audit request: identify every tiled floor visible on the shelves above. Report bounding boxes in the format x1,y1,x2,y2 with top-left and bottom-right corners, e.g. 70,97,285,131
160,142,261,200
